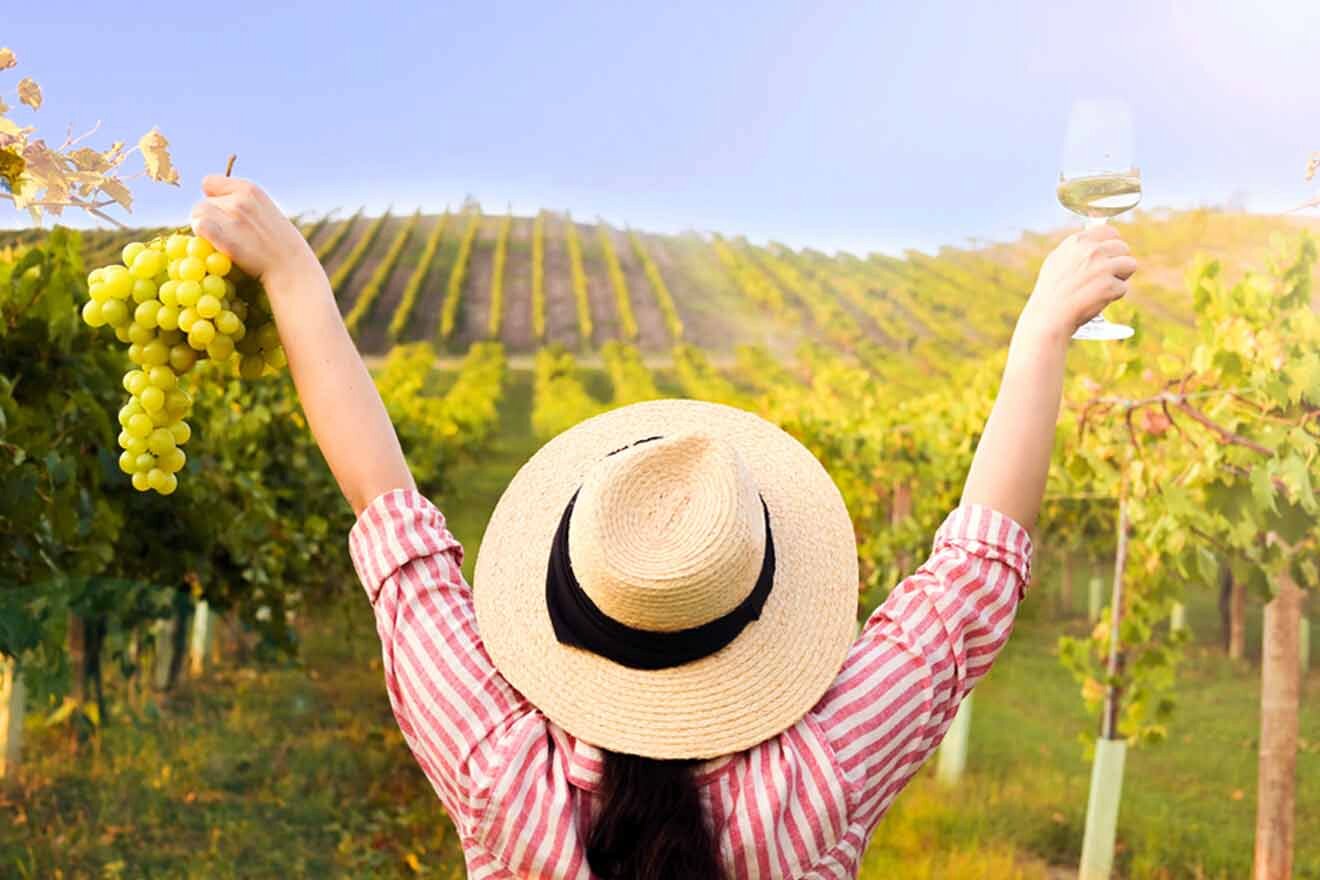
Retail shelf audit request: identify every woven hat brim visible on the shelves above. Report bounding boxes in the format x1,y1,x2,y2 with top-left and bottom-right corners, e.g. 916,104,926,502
472,399,859,760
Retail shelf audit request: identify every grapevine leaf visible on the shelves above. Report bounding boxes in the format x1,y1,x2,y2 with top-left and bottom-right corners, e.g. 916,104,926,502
0,96,8,115
0,47,14,70
1278,455,1315,512
138,127,179,185
99,177,132,211
0,146,23,193
67,146,110,173
1250,465,1278,516
17,77,41,110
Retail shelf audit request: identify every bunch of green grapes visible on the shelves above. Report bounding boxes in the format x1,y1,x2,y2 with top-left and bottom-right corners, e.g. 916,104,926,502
81,233,286,494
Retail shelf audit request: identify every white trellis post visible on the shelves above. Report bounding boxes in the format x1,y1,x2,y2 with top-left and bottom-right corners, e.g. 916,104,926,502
936,693,972,786
189,600,213,677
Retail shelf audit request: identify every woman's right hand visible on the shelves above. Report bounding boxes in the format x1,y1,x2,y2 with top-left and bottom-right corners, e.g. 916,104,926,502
1018,224,1138,343
189,176,321,291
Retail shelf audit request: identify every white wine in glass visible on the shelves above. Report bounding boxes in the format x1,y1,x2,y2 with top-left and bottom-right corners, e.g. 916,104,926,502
1059,99,1139,341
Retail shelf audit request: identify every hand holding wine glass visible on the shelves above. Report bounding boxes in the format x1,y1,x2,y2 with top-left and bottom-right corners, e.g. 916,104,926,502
1058,98,1141,340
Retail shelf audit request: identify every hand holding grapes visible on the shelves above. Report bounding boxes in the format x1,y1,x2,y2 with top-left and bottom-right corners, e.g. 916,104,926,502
81,172,293,495
189,175,317,288
1018,224,1138,344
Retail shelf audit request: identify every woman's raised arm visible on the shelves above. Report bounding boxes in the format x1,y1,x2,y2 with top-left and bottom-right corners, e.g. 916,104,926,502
189,175,414,515
960,223,1136,530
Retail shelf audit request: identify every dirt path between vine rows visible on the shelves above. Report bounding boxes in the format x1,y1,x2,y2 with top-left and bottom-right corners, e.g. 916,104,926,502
542,215,582,349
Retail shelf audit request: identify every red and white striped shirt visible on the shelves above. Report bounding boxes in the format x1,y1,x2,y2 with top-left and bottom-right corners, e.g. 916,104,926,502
349,489,1033,880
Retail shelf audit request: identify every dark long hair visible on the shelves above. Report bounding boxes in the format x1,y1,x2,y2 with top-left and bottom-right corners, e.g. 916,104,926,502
585,748,726,880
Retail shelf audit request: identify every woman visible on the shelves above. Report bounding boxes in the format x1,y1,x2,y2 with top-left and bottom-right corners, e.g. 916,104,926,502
190,175,1135,880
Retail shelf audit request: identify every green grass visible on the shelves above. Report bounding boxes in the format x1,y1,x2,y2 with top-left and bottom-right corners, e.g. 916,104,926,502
3,372,1317,879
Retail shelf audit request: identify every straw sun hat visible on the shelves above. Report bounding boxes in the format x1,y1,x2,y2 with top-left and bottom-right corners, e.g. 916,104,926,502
473,399,859,760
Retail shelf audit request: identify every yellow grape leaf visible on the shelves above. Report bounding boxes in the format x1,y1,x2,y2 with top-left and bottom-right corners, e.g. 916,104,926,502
68,146,111,173
100,177,132,211
404,853,422,874
17,77,41,110
138,126,179,185
0,96,8,115
0,147,23,192
0,48,14,70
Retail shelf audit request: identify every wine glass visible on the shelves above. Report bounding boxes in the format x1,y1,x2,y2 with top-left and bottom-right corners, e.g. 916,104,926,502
1058,98,1140,341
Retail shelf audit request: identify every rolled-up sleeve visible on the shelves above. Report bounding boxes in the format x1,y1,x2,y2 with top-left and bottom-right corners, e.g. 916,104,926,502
348,488,532,834
808,504,1033,832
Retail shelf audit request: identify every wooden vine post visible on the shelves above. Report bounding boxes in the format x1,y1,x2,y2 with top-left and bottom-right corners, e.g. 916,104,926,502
1253,545,1305,880
0,656,23,791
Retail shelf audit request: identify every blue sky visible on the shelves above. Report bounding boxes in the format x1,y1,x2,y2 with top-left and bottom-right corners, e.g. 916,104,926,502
4,0,1318,255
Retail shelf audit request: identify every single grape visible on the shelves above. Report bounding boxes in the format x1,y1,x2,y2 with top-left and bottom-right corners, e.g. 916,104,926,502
156,305,180,331
205,251,232,276
176,279,202,308
134,300,161,329
142,341,171,367
124,370,149,396
156,472,178,495
178,256,206,282
131,278,158,304
256,322,281,351
187,237,214,259
230,297,247,321
81,300,106,327
159,329,184,347
197,294,222,320
127,343,146,365
215,310,241,336
189,320,216,347
169,344,199,374
122,242,147,267
169,420,191,445
89,282,110,303
130,250,164,280
117,429,134,448
165,234,190,260
131,471,152,492
158,280,180,307
167,259,181,282
159,447,186,473
118,401,141,426
239,354,266,380
177,308,199,333
147,365,176,389
264,346,287,370
135,452,156,472
139,386,166,413
118,450,136,474
201,274,227,300
101,299,130,327
165,388,192,418
114,326,133,343
124,323,151,346
127,413,154,439
88,267,106,286
236,333,262,356
148,428,176,455
207,335,235,362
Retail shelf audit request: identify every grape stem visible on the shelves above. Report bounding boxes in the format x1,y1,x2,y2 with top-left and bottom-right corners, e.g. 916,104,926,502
164,154,238,238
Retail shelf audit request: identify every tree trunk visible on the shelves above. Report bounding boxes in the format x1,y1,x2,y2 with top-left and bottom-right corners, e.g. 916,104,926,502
1219,563,1233,652
0,657,23,791
1253,573,1303,880
1058,552,1073,616
1230,571,1247,661
891,482,913,574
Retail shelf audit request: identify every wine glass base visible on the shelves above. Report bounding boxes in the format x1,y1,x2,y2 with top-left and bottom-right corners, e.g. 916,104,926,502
1072,319,1134,341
